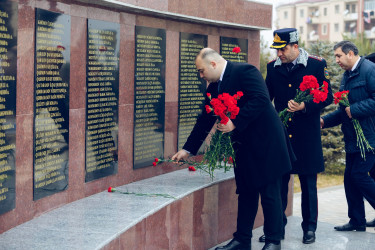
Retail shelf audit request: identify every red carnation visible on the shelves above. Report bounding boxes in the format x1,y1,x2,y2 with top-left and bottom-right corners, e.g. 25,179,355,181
205,105,212,113
219,113,229,125
207,93,211,98
228,157,233,164
188,166,196,171
108,187,115,192
152,162,157,166
232,47,241,54
154,158,159,162
334,90,349,104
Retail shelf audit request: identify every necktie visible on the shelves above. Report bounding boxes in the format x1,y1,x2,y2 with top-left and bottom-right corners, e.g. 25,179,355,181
286,63,294,72
217,80,222,92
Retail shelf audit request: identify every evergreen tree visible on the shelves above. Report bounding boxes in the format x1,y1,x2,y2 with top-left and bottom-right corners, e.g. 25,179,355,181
343,32,375,57
307,41,345,175
259,36,274,79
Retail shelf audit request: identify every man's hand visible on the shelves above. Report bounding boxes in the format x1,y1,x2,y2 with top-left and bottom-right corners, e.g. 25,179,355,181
287,100,305,113
217,119,236,133
345,107,352,119
320,117,324,129
171,150,189,163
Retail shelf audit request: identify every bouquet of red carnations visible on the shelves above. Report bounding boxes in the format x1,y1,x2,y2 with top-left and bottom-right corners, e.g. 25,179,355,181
203,91,243,176
153,91,243,179
334,90,374,160
279,75,329,127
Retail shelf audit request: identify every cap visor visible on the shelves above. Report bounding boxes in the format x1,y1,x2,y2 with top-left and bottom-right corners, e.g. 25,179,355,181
270,43,287,49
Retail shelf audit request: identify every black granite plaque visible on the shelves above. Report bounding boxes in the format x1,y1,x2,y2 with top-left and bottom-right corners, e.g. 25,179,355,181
177,33,207,150
33,9,70,200
220,37,248,63
0,1,17,215
85,19,119,182
133,26,166,169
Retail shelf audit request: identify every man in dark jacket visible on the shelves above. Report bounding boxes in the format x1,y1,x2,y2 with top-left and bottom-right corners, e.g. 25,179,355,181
172,48,293,250
321,41,375,232
264,28,333,244
366,52,375,228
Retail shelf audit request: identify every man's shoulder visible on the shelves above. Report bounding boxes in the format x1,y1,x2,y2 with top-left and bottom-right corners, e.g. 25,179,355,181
308,54,326,63
267,58,277,65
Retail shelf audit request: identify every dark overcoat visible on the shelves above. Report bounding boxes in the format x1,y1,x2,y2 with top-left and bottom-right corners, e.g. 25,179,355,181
183,61,292,191
266,53,333,174
323,57,375,153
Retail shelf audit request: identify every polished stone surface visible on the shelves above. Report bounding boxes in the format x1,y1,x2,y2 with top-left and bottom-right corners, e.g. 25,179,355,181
0,168,235,249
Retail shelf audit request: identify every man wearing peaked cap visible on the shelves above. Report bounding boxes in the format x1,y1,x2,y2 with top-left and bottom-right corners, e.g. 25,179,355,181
270,28,299,49
262,28,333,245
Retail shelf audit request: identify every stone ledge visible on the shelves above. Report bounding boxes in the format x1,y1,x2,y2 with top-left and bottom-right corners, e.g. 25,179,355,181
0,168,237,250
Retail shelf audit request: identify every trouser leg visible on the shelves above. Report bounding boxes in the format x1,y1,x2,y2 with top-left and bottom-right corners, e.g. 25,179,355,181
350,153,375,210
233,190,259,244
261,178,283,242
280,173,291,228
299,174,318,232
345,153,366,226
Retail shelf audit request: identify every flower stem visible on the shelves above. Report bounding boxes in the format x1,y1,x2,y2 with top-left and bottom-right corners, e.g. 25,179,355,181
352,119,374,160
112,189,175,199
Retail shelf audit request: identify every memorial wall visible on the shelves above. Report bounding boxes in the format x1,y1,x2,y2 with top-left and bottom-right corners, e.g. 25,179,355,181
133,26,166,169
0,0,17,215
85,19,119,182
34,8,70,200
0,0,271,233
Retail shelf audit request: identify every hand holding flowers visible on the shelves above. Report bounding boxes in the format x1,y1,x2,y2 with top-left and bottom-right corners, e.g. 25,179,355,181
155,91,243,179
279,75,329,127
334,90,374,160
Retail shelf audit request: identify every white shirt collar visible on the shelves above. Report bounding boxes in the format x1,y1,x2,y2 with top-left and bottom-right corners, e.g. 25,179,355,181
219,60,227,81
351,57,361,71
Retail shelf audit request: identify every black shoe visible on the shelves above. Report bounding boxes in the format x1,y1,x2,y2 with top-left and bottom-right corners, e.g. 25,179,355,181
303,231,315,244
215,239,251,250
366,218,375,227
258,234,284,243
261,242,281,250
259,235,266,242
334,223,366,231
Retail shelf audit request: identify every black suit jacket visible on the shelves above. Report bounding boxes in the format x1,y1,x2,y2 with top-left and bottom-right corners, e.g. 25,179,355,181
183,61,292,190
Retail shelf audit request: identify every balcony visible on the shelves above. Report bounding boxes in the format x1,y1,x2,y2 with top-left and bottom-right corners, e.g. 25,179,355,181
343,12,358,21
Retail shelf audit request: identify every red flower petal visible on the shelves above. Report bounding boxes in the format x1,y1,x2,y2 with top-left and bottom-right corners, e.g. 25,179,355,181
232,47,241,53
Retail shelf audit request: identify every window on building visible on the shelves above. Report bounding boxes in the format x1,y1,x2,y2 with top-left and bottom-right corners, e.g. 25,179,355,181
335,5,340,14
300,26,304,34
346,4,350,12
351,4,356,13
284,11,288,19
300,9,304,18
322,24,327,35
324,8,327,16
334,23,339,32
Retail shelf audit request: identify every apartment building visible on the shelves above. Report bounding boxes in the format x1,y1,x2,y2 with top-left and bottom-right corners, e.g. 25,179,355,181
276,0,375,46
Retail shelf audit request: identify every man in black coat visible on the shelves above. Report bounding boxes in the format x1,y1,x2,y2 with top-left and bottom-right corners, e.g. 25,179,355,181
263,28,333,244
172,48,293,250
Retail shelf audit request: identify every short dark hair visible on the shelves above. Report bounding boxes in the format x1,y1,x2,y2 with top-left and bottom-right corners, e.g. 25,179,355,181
333,41,359,55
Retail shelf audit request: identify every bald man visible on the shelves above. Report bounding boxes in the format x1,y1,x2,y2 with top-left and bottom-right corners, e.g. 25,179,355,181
172,48,294,250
